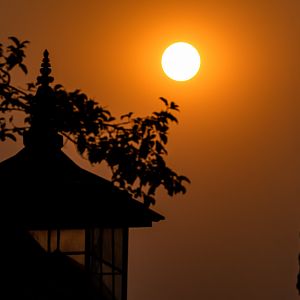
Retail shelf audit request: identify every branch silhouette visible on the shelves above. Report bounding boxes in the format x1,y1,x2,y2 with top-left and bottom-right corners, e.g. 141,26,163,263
0,37,190,207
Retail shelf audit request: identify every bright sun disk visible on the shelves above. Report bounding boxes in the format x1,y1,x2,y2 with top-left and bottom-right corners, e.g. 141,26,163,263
161,42,201,81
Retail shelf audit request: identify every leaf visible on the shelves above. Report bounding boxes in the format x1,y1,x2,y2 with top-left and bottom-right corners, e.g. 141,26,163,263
5,133,16,141
121,112,133,120
144,194,156,207
166,112,178,123
159,97,168,106
0,131,5,141
8,36,20,47
159,133,168,144
19,63,28,74
170,101,180,111
27,82,36,90
54,84,64,91
24,116,31,123
76,134,86,155
20,40,30,48
155,141,167,154
179,175,191,183
148,183,159,196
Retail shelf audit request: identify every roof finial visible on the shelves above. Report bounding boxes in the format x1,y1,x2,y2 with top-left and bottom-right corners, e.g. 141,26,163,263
37,49,54,87
23,50,63,150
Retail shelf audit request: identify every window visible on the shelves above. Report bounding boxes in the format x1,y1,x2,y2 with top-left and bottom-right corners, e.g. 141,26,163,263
30,227,128,300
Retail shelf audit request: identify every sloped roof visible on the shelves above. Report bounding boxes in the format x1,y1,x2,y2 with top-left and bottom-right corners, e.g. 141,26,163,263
0,146,164,229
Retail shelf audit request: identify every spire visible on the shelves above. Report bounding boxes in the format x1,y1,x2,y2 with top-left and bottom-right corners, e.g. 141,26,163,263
37,50,54,87
35,49,55,100
23,50,63,151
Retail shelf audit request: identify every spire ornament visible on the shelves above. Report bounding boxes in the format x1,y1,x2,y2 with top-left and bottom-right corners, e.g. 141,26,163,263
23,50,63,150
37,50,54,87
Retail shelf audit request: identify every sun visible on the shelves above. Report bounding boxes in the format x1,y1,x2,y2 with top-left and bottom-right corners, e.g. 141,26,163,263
161,42,201,81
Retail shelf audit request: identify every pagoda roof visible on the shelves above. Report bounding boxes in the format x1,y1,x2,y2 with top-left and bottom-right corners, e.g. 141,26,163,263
0,146,164,229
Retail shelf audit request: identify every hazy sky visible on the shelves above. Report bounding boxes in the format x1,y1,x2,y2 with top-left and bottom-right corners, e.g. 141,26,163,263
1,1,300,299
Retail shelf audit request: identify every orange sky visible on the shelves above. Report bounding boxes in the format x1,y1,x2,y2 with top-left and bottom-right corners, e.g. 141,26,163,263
1,1,300,299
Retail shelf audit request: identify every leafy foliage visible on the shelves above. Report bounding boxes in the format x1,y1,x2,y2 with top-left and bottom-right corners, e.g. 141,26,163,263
0,37,190,206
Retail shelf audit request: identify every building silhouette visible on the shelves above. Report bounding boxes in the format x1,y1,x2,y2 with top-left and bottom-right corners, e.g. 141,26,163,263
0,50,164,299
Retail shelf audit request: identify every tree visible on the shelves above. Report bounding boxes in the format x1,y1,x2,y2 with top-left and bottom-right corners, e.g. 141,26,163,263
0,36,190,207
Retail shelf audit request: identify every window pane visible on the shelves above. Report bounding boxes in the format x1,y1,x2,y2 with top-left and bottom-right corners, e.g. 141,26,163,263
102,228,113,264
114,229,123,270
68,254,85,265
29,230,48,250
60,230,85,252
101,254,114,299
114,274,122,300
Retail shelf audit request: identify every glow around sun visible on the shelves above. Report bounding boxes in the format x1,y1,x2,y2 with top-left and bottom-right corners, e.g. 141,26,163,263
161,42,201,81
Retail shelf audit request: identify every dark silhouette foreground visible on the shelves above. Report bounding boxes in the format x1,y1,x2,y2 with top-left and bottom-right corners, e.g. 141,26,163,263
0,45,165,300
